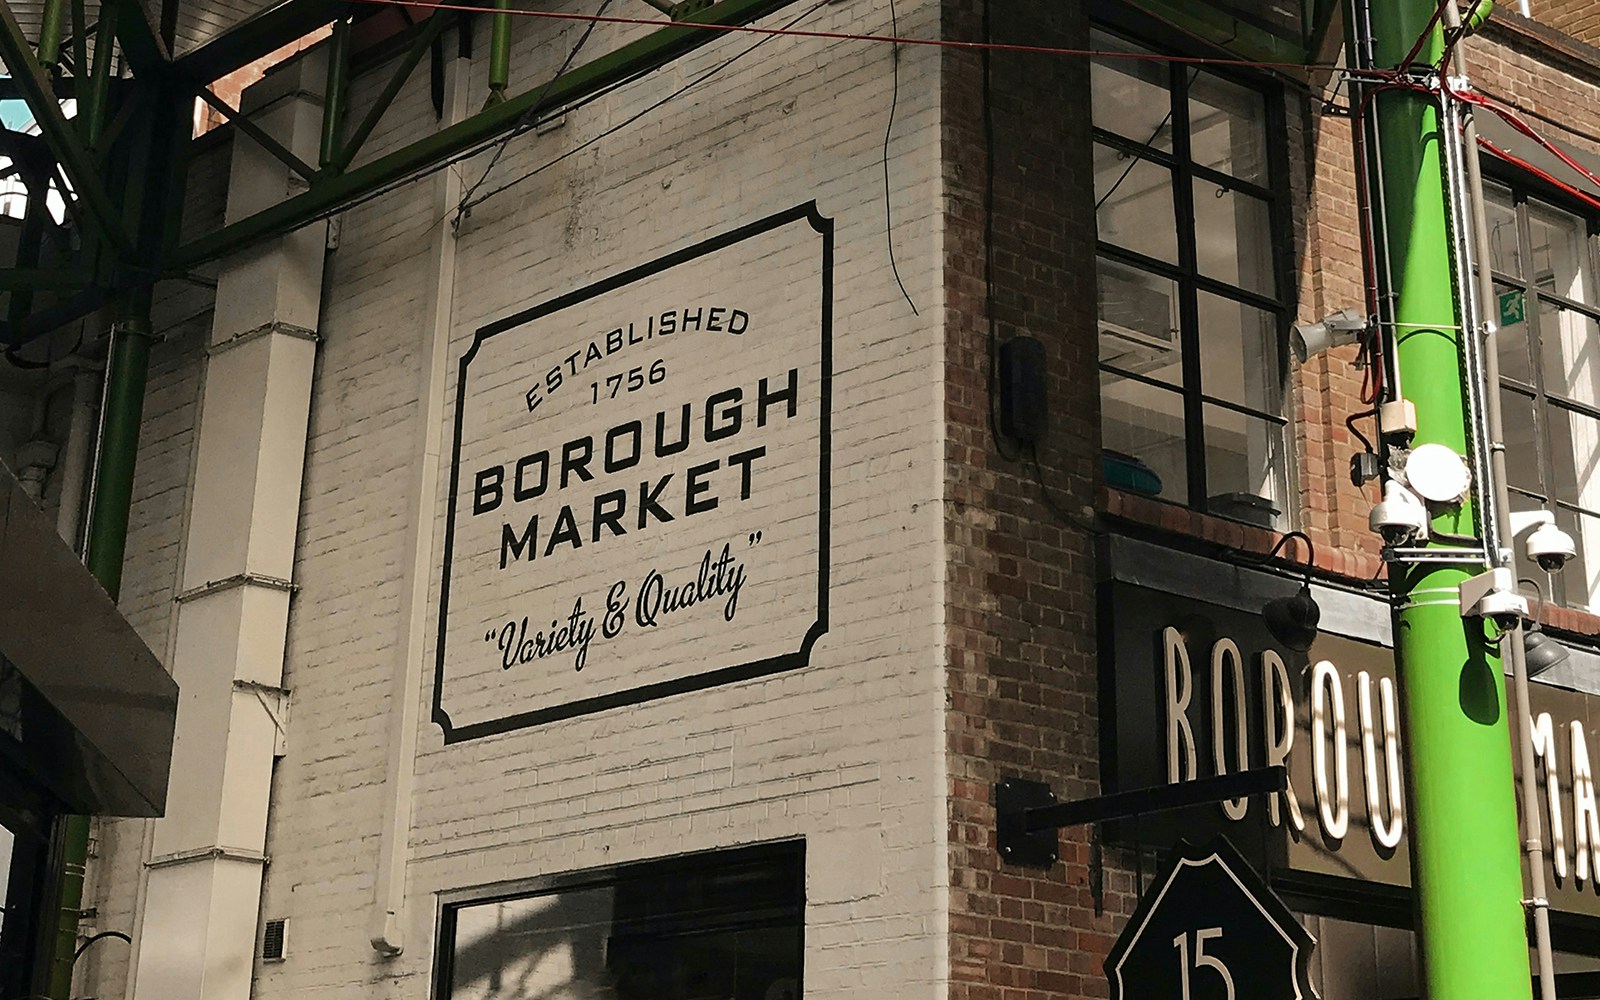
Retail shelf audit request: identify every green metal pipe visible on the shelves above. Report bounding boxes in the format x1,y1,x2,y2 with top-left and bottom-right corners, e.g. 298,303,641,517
37,0,65,69
42,294,154,1000
1351,1,1533,997
487,0,510,105
320,16,352,169
85,1,119,149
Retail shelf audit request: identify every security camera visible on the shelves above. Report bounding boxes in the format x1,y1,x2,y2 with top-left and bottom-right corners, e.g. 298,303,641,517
1526,521,1577,573
1509,509,1579,573
1460,567,1529,628
1370,480,1429,546
1292,307,1369,364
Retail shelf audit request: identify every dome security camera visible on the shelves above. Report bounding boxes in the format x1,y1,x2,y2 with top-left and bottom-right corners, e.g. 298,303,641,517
1526,521,1577,573
1370,480,1429,546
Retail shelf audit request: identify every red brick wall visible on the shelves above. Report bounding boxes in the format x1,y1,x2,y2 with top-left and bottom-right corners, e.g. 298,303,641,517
942,3,1131,997
1536,0,1600,48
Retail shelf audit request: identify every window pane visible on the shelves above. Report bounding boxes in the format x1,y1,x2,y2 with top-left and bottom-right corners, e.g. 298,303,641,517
1484,182,1521,278
1100,375,1188,504
443,848,803,1000
1193,179,1274,297
1095,145,1178,264
1529,199,1593,303
1537,304,1600,406
1098,258,1181,386
1494,282,1532,384
1203,403,1287,529
1499,387,1543,495
1546,404,1600,511
1556,506,1600,613
1198,291,1281,411
1090,31,1175,153
1187,72,1269,186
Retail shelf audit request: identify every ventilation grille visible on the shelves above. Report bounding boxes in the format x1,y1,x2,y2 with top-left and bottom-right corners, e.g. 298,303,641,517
261,918,288,962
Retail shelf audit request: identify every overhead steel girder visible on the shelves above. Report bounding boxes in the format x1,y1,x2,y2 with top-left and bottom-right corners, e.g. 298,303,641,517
0,0,135,258
173,0,349,85
110,0,171,76
172,0,805,267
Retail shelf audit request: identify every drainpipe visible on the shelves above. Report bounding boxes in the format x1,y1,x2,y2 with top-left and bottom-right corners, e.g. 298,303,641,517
369,46,467,958
1443,3,1558,997
42,293,154,1000
55,360,102,547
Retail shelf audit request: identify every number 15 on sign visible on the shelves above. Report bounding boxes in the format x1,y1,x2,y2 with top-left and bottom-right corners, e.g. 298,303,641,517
1174,928,1235,1000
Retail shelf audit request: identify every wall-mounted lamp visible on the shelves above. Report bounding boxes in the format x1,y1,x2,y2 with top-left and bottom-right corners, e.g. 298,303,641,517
1241,530,1321,652
1519,578,1571,678
1291,307,1369,364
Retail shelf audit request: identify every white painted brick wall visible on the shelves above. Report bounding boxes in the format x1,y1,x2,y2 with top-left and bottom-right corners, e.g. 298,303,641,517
90,1,949,997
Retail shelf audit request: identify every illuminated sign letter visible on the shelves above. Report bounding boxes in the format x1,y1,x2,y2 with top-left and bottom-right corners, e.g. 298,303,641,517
1210,638,1249,820
1311,660,1350,840
1164,627,1197,784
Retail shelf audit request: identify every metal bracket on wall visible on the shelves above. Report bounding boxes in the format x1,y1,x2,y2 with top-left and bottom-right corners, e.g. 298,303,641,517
995,766,1287,871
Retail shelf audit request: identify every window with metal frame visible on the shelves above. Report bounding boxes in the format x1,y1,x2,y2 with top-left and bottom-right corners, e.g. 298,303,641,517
1484,179,1600,612
433,841,804,1000
1091,27,1292,531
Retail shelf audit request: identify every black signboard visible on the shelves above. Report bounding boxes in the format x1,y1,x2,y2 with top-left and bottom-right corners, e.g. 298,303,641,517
1106,836,1318,1000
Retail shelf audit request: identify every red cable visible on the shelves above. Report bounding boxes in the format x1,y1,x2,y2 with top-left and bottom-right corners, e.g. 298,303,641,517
1396,0,1452,74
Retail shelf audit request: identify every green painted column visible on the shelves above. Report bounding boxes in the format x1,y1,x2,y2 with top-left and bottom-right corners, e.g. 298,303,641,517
1352,2,1533,997
41,296,154,1000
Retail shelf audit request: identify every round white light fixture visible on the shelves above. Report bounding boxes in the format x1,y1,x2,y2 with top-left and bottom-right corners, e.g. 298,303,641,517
1406,443,1471,503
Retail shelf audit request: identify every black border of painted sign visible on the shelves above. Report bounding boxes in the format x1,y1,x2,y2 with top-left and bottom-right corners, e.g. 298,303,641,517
433,203,834,744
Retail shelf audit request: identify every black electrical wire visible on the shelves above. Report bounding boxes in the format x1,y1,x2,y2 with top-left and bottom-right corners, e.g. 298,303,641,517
981,0,1020,463
881,0,918,316
454,0,615,226
457,0,829,216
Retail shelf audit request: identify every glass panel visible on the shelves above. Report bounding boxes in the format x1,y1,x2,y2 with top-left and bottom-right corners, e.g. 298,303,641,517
1192,179,1274,297
1494,281,1532,384
1203,404,1287,529
1546,404,1600,512
1528,199,1593,304
1198,291,1281,411
1099,375,1188,504
1499,388,1543,495
444,850,802,1000
1187,72,1269,185
1556,506,1600,613
0,824,10,938
1484,182,1521,278
1537,304,1600,405
1089,31,1175,153
1098,258,1181,386
1095,145,1178,264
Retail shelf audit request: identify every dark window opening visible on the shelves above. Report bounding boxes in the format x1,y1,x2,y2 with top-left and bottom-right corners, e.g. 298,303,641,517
434,840,804,1000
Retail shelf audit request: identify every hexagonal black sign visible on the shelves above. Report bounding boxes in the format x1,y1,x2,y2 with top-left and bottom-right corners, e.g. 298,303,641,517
1106,836,1319,1000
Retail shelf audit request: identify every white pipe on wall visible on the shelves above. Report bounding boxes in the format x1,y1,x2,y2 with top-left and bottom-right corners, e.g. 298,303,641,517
368,47,468,958
56,363,102,546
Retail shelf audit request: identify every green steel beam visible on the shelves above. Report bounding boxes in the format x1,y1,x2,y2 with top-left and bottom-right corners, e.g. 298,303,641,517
173,0,346,84
320,16,352,168
109,0,171,75
83,0,118,146
174,0,802,266
0,0,134,258
36,0,64,67
330,11,448,173
196,85,317,179
0,267,91,292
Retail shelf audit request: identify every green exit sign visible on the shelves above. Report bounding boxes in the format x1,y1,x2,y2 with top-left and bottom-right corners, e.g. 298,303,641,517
1499,289,1526,327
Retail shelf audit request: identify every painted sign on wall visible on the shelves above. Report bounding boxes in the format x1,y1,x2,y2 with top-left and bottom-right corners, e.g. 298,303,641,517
435,205,833,742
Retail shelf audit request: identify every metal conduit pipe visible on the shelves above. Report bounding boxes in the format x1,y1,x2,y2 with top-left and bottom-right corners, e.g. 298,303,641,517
369,45,468,957
1442,4,1558,996
44,295,154,1000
